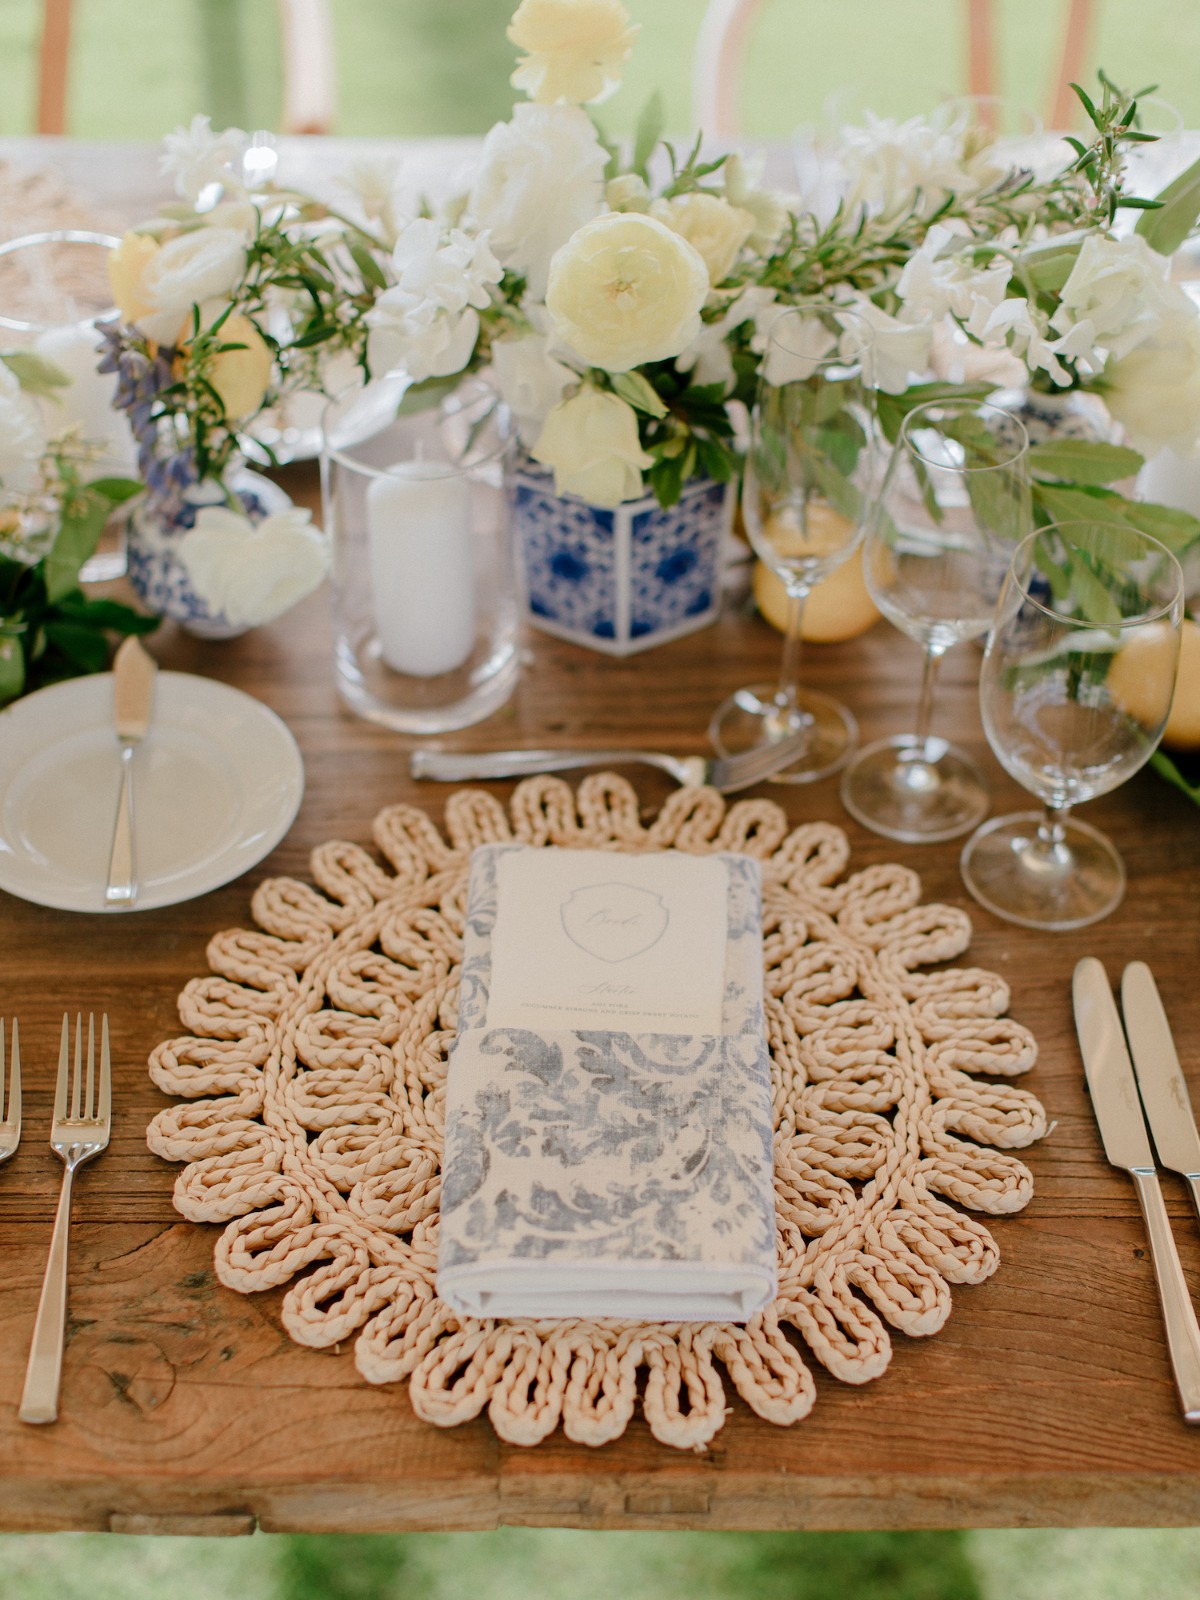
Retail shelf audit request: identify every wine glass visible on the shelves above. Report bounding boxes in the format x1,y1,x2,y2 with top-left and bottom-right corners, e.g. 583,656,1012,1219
709,304,876,784
839,398,1031,842
961,521,1184,930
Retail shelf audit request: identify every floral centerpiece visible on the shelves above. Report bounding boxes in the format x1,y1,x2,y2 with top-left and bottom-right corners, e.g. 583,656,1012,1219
99,122,381,634
350,0,1200,651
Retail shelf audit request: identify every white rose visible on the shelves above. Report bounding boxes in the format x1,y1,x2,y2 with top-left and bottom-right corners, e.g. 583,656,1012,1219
490,333,577,445
1103,310,1200,457
1051,233,1180,362
0,363,47,495
532,386,653,506
507,0,637,106
139,226,247,345
178,504,331,628
467,104,607,299
160,115,249,207
652,192,755,286
606,173,651,213
545,212,709,373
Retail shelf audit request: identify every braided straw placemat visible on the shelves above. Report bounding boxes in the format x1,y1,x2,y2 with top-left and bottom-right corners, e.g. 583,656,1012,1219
147,775,1047,1452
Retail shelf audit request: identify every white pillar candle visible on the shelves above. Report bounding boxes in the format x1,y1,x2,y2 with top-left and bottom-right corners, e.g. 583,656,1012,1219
34,323,136,472
366,464,476,677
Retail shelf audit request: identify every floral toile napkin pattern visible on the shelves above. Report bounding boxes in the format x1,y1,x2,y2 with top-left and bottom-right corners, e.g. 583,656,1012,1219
437,844,778,1322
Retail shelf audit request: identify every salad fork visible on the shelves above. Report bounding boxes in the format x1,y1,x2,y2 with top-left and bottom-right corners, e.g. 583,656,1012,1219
19,1013,111,1426
0,1019,20,1165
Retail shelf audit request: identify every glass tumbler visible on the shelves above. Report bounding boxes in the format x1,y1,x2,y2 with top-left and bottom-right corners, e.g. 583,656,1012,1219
0,229,134,580
321,376,520,735
961,521,1184,930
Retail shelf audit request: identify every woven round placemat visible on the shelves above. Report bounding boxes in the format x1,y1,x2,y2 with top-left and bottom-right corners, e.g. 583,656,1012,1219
147,775,1046,1451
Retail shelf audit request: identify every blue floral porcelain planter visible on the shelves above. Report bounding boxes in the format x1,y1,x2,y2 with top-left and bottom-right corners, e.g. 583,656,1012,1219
126,468,292,639
511,458,731,656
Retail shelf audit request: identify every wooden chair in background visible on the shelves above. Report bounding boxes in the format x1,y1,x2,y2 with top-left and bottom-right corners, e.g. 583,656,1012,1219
692,0,1097,136
36,0,337,136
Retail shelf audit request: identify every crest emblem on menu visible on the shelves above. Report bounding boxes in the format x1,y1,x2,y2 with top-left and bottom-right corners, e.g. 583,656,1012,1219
560,882,669,963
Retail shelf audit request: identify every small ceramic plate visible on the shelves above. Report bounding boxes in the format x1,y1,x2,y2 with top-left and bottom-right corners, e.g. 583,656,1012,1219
0,671,304,913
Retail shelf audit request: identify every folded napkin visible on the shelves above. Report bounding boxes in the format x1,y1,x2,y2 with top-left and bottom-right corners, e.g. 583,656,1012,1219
437,844,777,1323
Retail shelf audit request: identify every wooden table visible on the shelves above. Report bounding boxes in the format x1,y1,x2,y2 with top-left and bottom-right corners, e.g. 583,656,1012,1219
1,461,1199,1534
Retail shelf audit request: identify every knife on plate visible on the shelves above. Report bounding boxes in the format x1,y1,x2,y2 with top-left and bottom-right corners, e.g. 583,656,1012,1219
1122,962,1200,1226
1072,956,1200,1422
104,637,157,909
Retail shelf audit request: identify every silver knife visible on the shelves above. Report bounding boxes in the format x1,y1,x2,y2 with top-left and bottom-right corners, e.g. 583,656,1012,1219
104,637,157,909
1073,956,1200,1423
1122,962,1200,1225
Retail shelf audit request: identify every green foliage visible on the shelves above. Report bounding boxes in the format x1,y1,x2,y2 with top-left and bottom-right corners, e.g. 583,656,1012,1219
1136,152,1200,254
0,474,154,704
704,1530,984,1600
0,349,71,398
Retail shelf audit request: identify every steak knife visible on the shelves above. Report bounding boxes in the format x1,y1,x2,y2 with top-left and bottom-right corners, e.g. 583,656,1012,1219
1073,957,1200,1423
1122,962,1200,1225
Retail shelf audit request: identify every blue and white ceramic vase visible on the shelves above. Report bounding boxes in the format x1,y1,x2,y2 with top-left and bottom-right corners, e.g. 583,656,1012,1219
510,456,732,656
125,466,292,639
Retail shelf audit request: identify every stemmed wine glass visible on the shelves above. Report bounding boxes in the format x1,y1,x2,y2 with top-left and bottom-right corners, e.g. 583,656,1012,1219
961,520,1184,930
840,398,1032,841
709,304,877,784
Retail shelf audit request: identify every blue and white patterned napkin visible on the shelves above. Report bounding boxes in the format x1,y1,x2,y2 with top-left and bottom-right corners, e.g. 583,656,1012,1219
437,844,777,1323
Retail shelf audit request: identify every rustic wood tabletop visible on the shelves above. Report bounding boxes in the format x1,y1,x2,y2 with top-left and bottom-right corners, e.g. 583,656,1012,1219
1,457,1199,1535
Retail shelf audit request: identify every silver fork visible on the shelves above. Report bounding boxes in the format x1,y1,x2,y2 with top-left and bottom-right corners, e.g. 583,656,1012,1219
0,1019,21,1165
410,728,814,794
19,1013,111,1426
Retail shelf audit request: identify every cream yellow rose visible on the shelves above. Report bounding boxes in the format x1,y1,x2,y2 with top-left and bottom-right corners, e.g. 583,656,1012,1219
545,212,709,373
108,231,161,328
507,0,637,106
532,386,654,506
653,192,755,286
196,302,274,421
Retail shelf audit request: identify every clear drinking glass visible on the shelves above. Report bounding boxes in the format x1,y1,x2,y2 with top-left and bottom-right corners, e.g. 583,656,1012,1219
840,398,1031,842
709,304,877,783
961,521,1184,930
321,375,519,735
0,229,134,580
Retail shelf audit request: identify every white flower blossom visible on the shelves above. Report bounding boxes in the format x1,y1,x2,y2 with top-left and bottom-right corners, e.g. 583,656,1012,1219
651,192,756,286
532,386,654,505
1103,308,1200,457
178,504,331,628
490,333,577,446
676,285,776,392
160,115,249,208
836,110,982,219
138,227,248,345
507,0,637,106
1051,233,1184,362
545,212,709,372
839,295,934,393
897,223,1011,329
366,219,502,383
467,104,607,299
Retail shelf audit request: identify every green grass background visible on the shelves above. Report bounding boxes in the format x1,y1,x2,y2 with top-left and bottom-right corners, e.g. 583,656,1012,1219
2,0,1199,1592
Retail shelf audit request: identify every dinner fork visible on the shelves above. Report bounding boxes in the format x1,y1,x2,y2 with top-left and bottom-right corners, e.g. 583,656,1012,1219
410,727,815,794
0,1019,20,1165
19,1014,111,1426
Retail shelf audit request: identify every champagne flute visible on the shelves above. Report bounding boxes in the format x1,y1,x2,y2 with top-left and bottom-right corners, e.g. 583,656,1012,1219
840,398,1031,842
961,520,1184,930
709,304,876,784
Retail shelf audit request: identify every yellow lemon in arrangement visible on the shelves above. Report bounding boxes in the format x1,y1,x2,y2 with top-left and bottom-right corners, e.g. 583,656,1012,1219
1105,616,1200,751
752,542,881,642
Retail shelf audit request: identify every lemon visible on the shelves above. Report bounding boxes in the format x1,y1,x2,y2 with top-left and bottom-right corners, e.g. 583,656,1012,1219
1105,617,1200,750
753,547,881,643
1165,617,1200,750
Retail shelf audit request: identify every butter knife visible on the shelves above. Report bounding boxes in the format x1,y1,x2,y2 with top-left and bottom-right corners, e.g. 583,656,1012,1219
1122,962,1200,1225
1073,957,1200,1422
104,637,157,908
